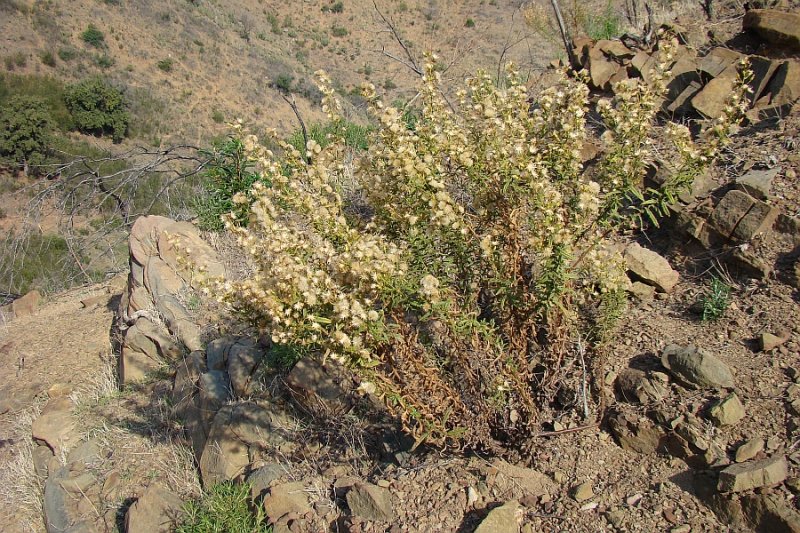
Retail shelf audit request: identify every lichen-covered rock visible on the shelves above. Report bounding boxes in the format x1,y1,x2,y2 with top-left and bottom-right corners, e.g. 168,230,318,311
661,344,734,389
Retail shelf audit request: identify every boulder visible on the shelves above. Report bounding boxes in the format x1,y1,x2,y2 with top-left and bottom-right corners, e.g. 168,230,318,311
124,484,184,533
710,190,778,242
346,482,395,522
623,242,680,292
158,221,226,288
144,256,184,300
692,64,739,119
286,357,351,416
262,482,310,524
129,216,173,266
587,46,620,90
32,396,76,455
198,401,294,486
11,290,41,317
765,60,800,108
227,337,265,397
741,492,800,532
154,294,202,352
743,9,800,52
474,500,522,533
248,463,285,502
661,344,735,389
697,48,742,79
717,455,788,493
206,336,236,371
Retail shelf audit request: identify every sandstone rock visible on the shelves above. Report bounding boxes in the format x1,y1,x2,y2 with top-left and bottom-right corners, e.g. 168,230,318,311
346,482,395,522
172,350,206,417
127,285,151,315
125,484,184,533
667,80,703,115
129,215,173,266
627,281,656,301
735,167,780,201
669,415,728,467
33,444,53,478
572,481,594,502
608,410,666,454
286,357,351,416
708,393,745,426
199,401,293,486
144,256,184,299
11,290,41,317
588,46,620,90
262,482,310,524
766,59,800,108
735,438,765,463
692,63,739,119
624,243,679,292
158,221,226,288
741,492,800,532
492,459,556,496
33,396,76,455
664,54,701,104
760,330,790,351
743,9,800,52
155,294,202,352
67,440,101,467
474,500,522,533
227,337,265,397
661,344,734,389
615,368,668,403
717,455,788,493
43,465,79,533
206,336,236,371
248,463,285,502
597,39,634,59
120,345,160,384
697,48,743,78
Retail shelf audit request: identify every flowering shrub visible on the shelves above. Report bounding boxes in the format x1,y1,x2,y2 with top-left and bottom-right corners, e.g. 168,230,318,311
207,40,751,451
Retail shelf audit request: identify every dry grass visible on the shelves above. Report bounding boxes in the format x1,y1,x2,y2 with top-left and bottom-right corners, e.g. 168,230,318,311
0,403,46,533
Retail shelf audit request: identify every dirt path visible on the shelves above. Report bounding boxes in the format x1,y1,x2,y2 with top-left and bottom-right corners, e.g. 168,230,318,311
0,281,119,532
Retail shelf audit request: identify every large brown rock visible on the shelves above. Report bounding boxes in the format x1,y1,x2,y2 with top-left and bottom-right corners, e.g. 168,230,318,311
129,215,173,266
32,396,76,455
158,220,226,287
125,484,184,533
710,190,778,242
691,64,739,119
474,500,522,533
743,9,800,52
717,455,788,493
11,289,41,317
346,482,395,522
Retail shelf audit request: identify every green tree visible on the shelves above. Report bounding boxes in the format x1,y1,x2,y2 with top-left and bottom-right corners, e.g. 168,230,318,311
64,78,129,143
0,95,54,173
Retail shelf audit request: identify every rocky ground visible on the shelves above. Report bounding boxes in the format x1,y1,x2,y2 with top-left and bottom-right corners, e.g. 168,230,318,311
1,3,800,533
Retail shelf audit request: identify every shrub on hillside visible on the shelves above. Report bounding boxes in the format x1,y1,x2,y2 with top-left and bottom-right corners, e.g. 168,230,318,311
205,42,751,451
64,78,129,142
81,24,105,48
195,135,265,231
0,95,54,173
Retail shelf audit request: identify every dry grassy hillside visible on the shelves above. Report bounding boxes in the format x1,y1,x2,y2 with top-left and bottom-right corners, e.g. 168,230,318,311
1,0,558,145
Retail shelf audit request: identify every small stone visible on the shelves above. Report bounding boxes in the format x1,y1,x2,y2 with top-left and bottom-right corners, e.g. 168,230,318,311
263,482,311,523
616,369,669,404
376,479,391,488
626,493,643,506
125,485,184,533
661,344,734,389
708,393,745,426
553,471,566,484
628,281,656,301
735,438,765,463
606,509,624,528
761,330,790,351
767,436,782,451
670,526,691,533
717,455,789,493
735,167,780,200
346,482,394,522
572,481,594,502
624,243,680,292
474,500,522,533
467,486,480,508
786,168,797,179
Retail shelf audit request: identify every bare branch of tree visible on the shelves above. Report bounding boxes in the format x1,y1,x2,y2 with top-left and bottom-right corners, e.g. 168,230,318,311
550,0,577,69
372,0,422,76
281,93,310,164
